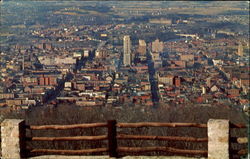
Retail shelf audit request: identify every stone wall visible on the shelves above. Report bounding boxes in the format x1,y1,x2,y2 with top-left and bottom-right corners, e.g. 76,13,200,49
1,119,25,159
208,119,229,159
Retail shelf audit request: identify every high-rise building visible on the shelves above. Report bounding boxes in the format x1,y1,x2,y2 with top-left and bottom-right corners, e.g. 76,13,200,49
123,35,131,66
237,43,243,57
137,40,146,55
152,39,164,53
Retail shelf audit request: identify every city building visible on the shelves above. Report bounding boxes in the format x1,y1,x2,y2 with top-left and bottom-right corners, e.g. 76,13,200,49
137,40,146,55
237,42,243,57
152,39,164,53
149,18,172,25
123,35,131,66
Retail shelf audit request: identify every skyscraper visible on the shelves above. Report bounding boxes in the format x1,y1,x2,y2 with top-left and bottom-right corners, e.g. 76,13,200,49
237,42,243,57
123,35,131,66
152,39,164,53
137,39,146,55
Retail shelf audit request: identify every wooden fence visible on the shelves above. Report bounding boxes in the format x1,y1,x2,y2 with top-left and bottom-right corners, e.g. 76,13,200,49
229,123,248,158
24,120,209,157
1,119,247,158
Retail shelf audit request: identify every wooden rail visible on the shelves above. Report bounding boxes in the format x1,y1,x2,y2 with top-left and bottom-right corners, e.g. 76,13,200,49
230,137,248,144
117,146,208,155
28,123,108,130
230,149,247,156
117,122,207,128
237,149,247,155
230,123,247,128
30,148,108,155
117,134,208,142
236,137,248,144
27,135,108,141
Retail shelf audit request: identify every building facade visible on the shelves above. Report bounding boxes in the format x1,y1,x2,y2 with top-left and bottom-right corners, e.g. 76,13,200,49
137,39,146,55
123,35,132,66
237,42,243,57
152,39,164,53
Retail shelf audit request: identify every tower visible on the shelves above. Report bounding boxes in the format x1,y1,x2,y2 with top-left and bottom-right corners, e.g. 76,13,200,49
137,39,146,55
123,35,131,66
237,42,243,57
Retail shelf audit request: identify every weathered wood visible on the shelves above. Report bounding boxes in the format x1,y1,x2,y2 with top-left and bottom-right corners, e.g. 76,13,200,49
28,123,108,130
231,137,248,144
230,123,247,128
30,148,108,154
117,146,208,155
107,120,118,157
117,122,207,128
237,149,247,155
117,134,208,142
27,122,209,130
28,135,108,141
237,137,248,144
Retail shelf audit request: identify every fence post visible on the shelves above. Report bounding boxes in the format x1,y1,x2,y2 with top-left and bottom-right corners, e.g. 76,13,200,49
208,119,229,159
108,120,118,157
1,119,26,159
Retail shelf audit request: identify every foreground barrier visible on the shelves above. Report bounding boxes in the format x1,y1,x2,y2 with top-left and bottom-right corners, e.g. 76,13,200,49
1,119,247,159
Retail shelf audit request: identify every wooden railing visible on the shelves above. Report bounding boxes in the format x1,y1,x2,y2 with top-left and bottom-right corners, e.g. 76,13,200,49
115,122,207,156
229,123,248,158
1,119,248,158
28,122,108,130
25,120,208,157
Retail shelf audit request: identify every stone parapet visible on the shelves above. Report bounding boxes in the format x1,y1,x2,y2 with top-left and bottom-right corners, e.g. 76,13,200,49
208,119,229,159
1,119,25,159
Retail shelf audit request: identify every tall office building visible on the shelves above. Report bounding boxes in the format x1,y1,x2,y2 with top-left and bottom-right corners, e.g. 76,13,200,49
152,39,164,53
237,43,243,57
123,35,131,66
137,39,146,55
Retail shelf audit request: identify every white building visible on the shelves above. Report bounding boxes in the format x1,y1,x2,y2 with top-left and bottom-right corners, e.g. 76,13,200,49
123,35,131,66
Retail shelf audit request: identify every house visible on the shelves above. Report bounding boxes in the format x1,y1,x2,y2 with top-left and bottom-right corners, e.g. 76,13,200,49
210,85,220,92
227,88,240,97
158,74,174,85
0,93,15,99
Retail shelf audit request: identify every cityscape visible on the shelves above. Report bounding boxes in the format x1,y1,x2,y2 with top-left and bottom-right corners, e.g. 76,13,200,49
0,1,249,158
